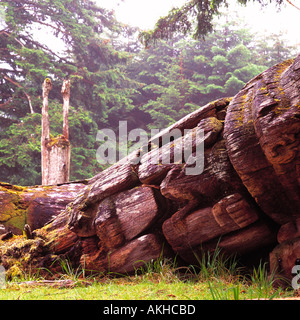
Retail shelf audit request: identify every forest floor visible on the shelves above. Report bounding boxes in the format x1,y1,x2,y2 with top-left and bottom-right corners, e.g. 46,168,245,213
0,275,296,300
0,252,298,300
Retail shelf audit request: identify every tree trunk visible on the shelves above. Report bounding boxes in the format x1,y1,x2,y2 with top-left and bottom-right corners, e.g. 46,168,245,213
0,56,300,282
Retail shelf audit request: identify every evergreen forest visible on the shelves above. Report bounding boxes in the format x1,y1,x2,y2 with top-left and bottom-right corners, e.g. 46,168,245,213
0,0,297,185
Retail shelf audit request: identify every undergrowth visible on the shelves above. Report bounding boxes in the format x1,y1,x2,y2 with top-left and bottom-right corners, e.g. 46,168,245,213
0,247,295,300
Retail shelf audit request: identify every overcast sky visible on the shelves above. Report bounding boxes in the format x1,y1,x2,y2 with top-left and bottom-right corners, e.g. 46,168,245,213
99,0,300,48
2,0,299,51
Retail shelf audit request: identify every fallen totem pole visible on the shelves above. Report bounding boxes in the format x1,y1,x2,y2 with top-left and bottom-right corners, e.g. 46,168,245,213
0,55,300,285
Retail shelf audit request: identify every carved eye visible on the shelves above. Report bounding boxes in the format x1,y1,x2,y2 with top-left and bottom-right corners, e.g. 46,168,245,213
295,258,300,265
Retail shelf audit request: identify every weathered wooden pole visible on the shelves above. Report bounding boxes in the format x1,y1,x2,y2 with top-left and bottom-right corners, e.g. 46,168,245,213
41,78,52,185
41,79,71,185
62,79,71,140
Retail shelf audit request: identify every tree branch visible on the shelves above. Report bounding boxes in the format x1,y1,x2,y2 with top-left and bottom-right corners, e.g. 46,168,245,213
0,98,13,109
286,0,300,11
19,34,73,67
3,75,34,114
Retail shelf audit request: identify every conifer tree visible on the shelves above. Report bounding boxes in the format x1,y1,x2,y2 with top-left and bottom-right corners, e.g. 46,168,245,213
139,0,285,46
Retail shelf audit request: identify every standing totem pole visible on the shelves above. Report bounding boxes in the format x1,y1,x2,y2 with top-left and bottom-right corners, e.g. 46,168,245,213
41,79,71,185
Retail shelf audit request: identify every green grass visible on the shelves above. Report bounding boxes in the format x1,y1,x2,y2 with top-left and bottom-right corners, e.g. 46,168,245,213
0,250,296,300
